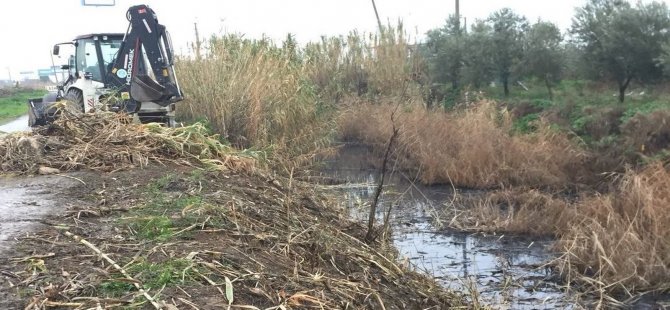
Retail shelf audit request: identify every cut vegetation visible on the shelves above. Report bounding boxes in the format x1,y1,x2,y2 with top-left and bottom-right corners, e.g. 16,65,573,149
0,113,466,309
0,161,465,309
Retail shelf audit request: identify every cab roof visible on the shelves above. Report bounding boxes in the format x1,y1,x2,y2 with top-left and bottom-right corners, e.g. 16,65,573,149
74,33,124,40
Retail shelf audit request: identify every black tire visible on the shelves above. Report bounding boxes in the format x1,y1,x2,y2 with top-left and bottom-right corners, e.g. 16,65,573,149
64,89,84,113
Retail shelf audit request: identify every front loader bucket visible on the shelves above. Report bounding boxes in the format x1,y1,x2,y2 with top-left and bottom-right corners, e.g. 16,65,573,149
130,74,166,103
27,94,59,127
130,74,182,107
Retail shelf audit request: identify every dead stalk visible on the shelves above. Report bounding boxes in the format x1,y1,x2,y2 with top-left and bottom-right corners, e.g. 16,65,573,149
366,107,400,243
62,231,163,309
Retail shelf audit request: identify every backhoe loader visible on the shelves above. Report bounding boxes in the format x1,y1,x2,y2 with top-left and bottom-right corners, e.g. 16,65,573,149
28,4,183,127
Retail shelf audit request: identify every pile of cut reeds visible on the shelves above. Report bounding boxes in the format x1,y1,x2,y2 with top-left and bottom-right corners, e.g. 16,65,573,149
0,110,257,174
0,165,468,309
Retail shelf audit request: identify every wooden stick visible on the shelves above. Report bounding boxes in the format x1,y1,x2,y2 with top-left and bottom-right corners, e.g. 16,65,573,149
63,231,163,309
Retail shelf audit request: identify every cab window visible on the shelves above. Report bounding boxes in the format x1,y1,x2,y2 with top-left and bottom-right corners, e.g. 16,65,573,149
76,38,102,81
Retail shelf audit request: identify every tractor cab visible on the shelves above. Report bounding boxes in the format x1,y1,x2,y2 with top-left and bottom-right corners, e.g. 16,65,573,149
53,34,125,91
69,34,124,86
51,33,134,115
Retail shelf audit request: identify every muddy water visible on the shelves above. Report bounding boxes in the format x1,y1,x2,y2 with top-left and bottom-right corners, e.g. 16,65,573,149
322,145,576,309
0,114,30,133
0,116,55,253
0,175,77,253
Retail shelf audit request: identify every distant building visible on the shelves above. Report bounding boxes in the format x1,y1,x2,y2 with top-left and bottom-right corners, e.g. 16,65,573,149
20,71,37,81
38,67,67,83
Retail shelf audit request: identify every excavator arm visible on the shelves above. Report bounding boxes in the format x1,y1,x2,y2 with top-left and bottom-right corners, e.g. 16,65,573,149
107,4,183,107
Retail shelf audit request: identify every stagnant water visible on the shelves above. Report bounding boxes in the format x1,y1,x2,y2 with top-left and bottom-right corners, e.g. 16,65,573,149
322,145,670,309
321,145,576,309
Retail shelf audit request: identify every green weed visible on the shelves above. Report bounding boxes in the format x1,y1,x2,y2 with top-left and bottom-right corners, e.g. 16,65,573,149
0,89,46,122
98,280,135,297
126,259,196,289
130,216,173,241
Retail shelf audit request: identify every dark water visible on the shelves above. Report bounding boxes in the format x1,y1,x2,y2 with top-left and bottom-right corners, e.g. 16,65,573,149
321,145,576,309
322,145,670,309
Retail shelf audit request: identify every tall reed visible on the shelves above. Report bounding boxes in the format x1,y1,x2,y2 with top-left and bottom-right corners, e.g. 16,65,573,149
339,100,586,189
177,35,333,166
556,163,670,294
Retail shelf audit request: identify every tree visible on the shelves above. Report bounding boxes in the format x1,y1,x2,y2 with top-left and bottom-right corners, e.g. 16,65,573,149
463,20,494,89
562,43,591,80
488,8,528,97
658,42,670,76
571,0,670,102
426,16,465,91
522,21,563,99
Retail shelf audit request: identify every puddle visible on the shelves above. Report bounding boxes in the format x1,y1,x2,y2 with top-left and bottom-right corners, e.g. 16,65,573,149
0,114,30,133
0,175,77,254
321,145,577,309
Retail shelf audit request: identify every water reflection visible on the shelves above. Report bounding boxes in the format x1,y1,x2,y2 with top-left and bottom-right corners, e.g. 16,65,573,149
321,147,575,309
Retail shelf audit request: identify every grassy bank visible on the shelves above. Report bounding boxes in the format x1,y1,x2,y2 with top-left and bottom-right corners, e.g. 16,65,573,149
482,80,670,167
0,88,45,122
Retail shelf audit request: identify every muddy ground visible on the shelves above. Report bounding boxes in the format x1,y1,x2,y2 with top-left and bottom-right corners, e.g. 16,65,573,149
0,174,80,254
0,164,464,309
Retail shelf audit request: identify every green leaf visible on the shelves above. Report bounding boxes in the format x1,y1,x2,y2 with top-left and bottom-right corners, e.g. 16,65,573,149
225,276,234,305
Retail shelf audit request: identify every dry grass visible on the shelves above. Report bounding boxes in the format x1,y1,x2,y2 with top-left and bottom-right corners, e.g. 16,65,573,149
555,162,670,295
339,100,587,189
302,23,422,101
622,109,670,157
176,25,421,170
443,162,670,297
443,189,572,235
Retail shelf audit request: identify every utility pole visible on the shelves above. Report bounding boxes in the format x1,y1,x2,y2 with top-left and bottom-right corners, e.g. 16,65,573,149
371,0,383,34
6,67,11,82
455,0,460,32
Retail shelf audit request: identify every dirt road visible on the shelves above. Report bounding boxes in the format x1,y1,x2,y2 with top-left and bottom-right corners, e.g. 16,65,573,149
0,114,30,133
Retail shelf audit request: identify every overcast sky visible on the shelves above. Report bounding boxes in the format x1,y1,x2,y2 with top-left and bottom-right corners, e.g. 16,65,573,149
0,0,662,80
